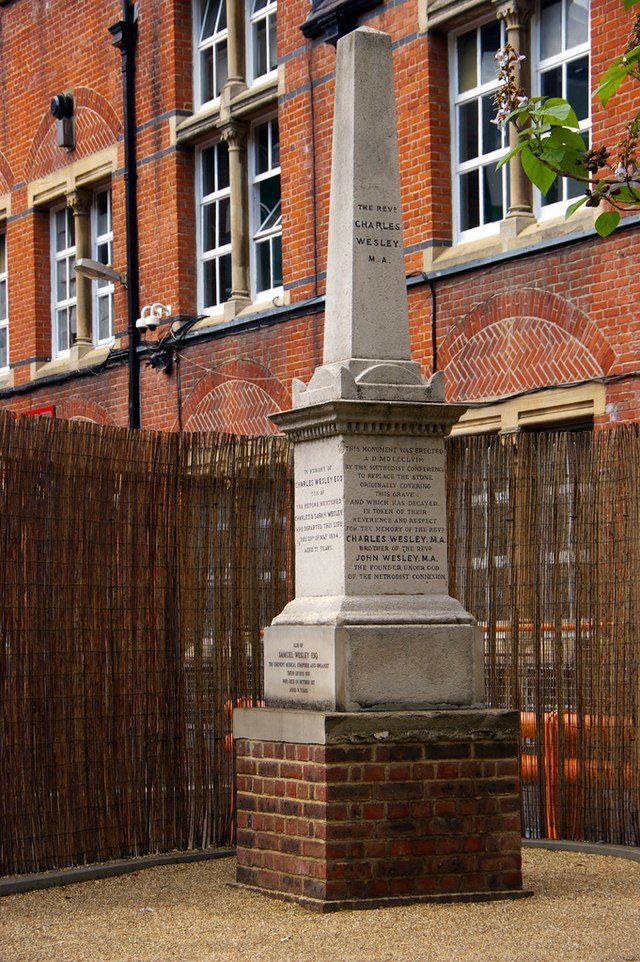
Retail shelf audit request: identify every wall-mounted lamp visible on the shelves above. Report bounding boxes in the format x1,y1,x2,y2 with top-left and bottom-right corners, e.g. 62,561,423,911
51,92,75,150
136,302,171,332
75,257,127,287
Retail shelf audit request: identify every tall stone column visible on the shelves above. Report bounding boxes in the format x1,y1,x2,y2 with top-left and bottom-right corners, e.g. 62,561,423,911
226,0,247,91
234,28,527,910
68,189,92,353
220,120,252,318
495,0,535,234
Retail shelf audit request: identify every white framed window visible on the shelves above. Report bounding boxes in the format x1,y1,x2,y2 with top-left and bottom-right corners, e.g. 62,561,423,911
195,0,229,108
248,0,277,83
92,187,114,346
535,0,590,217
451,18,508,242
51,204,76,357
251,118,282,297
0,231,8,372
197,140,232,312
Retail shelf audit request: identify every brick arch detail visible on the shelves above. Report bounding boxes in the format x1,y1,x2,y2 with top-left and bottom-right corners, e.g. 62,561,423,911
0,151,14,193
24,87,122,183
440,288,616,401
181,359,289,435
55,398,116,425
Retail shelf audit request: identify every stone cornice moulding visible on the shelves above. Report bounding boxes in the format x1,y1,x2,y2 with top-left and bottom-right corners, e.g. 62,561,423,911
27,145,117,209
270,398,468,442
175,74,279,147
423,0,494,31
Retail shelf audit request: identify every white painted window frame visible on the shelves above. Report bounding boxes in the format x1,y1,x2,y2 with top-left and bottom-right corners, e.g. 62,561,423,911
50,203,76,359
247,0,277,85
450,16,508,244
249,116,282,300
194,0,229,110
196,139,232,314
533,0,591,220
92,185,114,347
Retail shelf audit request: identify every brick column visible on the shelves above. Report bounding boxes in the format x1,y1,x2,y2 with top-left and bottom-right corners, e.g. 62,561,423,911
234,709,530,910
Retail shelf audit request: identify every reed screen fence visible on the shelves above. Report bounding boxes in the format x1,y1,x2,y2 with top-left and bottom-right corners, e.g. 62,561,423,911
448,427,640,846
0,411,293,876
0,413,639,878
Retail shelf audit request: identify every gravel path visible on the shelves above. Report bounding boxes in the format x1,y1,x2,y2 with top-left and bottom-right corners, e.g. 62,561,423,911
0,849,639,962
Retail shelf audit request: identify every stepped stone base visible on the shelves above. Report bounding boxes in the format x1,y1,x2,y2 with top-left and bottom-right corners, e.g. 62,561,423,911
233,708,530,911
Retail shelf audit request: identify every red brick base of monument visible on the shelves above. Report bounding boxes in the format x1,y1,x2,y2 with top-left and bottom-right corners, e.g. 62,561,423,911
233,709,530,911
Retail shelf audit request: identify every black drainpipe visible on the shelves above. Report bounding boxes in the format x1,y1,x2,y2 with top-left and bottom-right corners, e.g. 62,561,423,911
109,2,141,430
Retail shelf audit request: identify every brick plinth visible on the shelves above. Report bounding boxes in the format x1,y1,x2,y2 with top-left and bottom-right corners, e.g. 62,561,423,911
234,709,530,911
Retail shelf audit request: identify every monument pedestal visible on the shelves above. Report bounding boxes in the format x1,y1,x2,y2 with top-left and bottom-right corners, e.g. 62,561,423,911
234,708,528,911
233,25,527,909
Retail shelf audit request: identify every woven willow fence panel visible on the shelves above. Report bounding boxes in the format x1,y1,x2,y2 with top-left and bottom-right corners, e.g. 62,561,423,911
1,414,639,877
448,427,640,846
0,412,293,876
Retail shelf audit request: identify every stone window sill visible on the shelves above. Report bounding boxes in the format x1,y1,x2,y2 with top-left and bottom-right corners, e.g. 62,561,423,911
30,344,113,382
423,206,598,275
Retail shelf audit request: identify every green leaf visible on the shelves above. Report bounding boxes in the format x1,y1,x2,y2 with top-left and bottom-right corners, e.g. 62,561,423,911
565,196,589,219
545,126,589,151
594,211,621,237
533,98,580,127
593,50,640,107
496,140,526,170
605,184,640,205
624,0,640,11
520,146,557,195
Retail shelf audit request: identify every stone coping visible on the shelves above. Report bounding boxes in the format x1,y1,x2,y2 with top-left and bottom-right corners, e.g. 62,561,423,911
233,707,519,745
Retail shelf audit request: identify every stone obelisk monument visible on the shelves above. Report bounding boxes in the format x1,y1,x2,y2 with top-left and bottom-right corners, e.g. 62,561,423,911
234,27,526,909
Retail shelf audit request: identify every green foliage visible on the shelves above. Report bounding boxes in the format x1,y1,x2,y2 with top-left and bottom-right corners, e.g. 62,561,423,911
495,0,640,238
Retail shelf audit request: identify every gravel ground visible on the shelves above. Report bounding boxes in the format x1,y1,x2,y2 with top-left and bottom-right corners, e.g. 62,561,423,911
0,849,639,962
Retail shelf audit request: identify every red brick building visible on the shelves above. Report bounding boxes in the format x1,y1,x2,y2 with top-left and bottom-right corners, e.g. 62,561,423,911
0,0,635,433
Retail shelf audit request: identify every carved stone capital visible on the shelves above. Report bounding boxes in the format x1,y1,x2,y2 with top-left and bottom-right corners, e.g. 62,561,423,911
493,0,533,28
67,189,92,217
218,120,249,151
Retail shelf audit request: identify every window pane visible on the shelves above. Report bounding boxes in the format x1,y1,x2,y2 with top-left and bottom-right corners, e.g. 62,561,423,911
460,171,480,232
254,19,267,78
567,56,589,121
0,326,6,368
216,39,228,95
67,208,75,247
203,259,218,307
541,65,562,100
218,196,231,247
56,259,67,301
540,0,562,60
96,190,109,236
56,209,67,252
483,165,503,223
458,101,478,163
57,309,68,353
256,123,270,174
217,142,230,190
258,177,281,230
220,253,232,302
567,0,588,48
69,304,76,339
269,13,277,70
252,0,269,12
0,234,6,275
98,294,111,342
271,120,280,167
96,241,109,267
271,235,282,288
257,238,271,292
480,21,501,84
482,94,501,154
201,145,216,196
69,257,76,298
457,30,476,93
542,175,561,207
203,203,216,253
0,280,6,320
201,47,214,103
